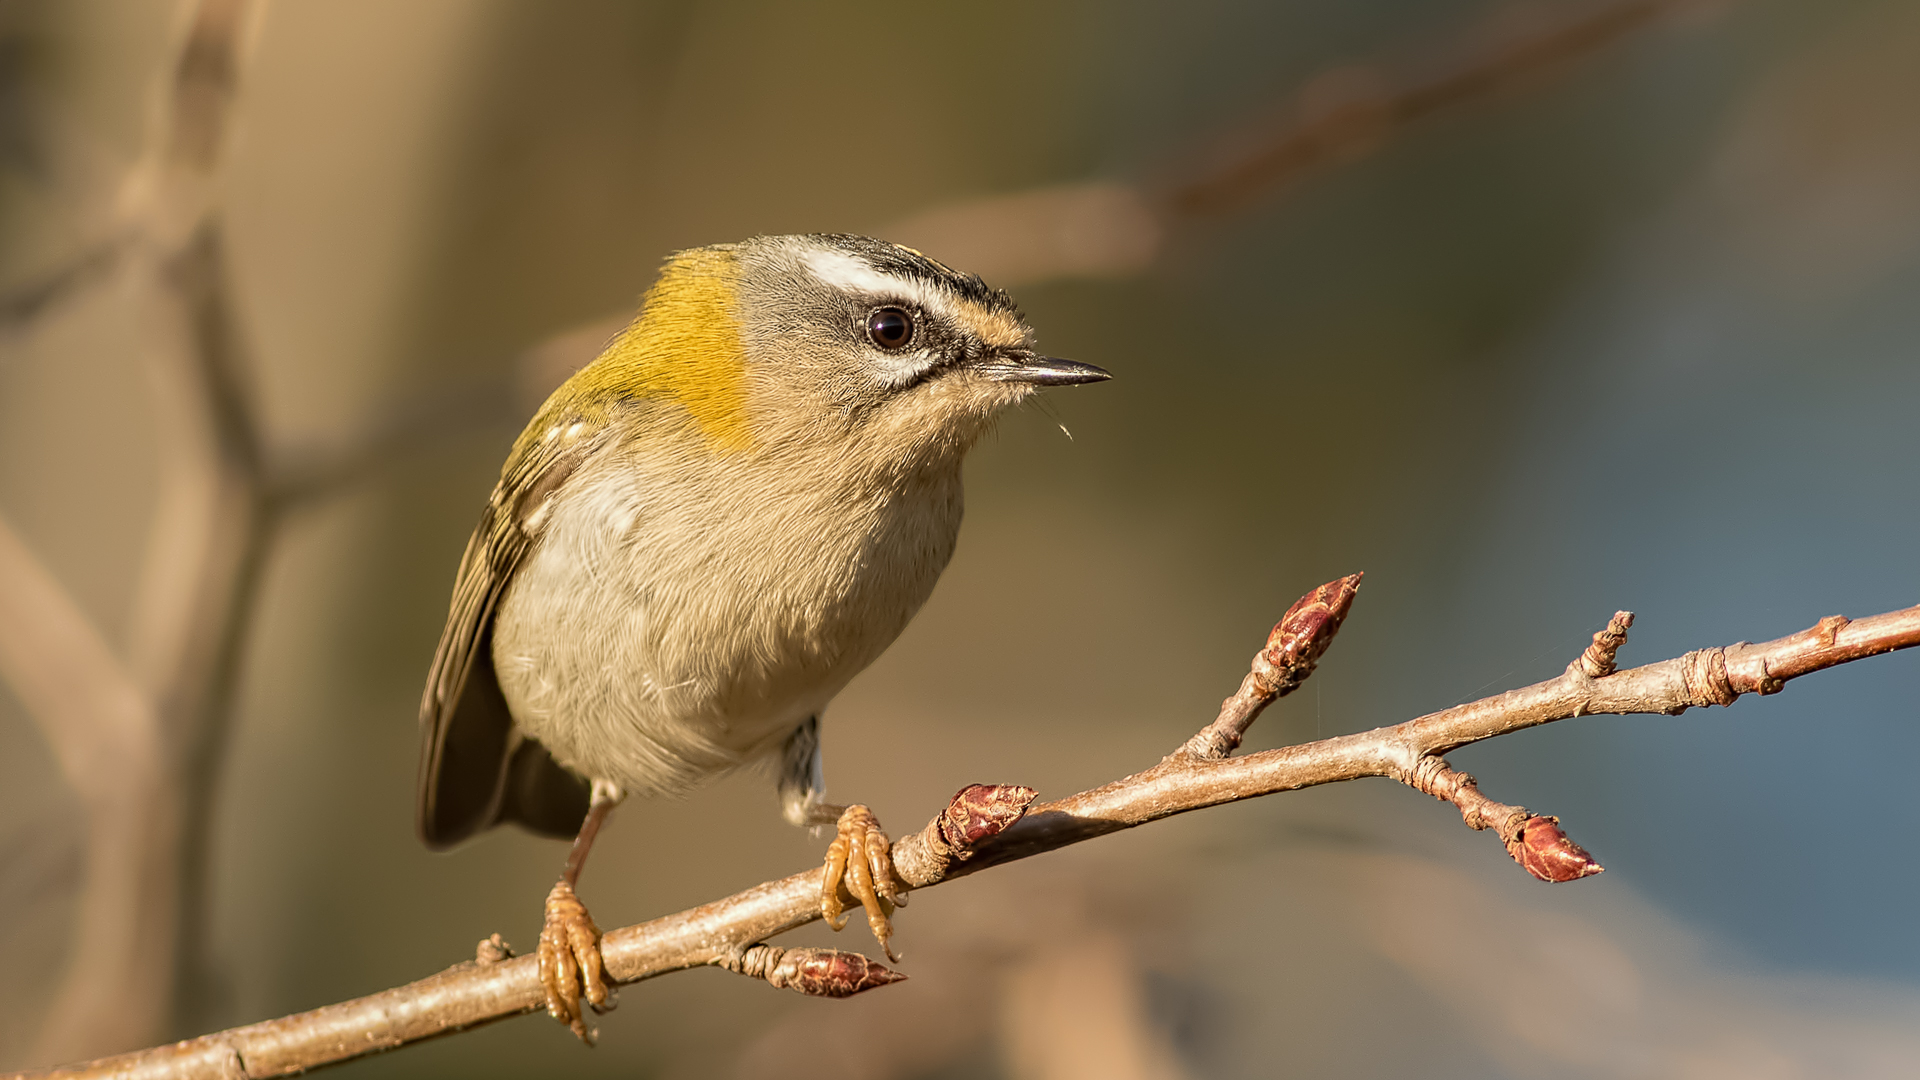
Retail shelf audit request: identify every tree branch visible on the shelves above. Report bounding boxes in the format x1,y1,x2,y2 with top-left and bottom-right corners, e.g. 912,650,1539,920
20,578,1919,1080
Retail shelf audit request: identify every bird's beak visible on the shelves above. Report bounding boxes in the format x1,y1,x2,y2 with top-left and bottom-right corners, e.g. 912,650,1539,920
976,354,1113,386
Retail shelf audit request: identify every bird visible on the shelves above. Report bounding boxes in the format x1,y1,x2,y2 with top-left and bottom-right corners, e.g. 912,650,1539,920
415,233,1109,1040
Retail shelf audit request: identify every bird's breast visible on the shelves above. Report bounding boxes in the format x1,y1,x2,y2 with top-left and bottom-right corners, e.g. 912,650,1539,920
490,441,962,795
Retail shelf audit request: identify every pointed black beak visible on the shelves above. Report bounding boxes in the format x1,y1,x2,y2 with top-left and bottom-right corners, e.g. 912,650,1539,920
979,355,1113,386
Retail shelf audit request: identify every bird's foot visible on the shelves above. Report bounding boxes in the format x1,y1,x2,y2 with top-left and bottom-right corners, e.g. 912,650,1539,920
820,804,907,961
538,879,614,1043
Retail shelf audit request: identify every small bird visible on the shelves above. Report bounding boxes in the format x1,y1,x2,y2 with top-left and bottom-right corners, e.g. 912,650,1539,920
416,234,1108,1039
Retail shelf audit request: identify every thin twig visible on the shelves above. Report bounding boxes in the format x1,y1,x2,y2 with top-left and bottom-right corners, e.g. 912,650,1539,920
21,583,1918,1080
1181,574,1362,759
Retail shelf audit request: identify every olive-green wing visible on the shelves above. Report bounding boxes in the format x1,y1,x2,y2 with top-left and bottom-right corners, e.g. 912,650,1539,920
415,423,599,850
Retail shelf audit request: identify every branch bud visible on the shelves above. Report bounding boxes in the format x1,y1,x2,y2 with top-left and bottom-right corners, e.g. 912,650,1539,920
1253,572,1363,697
938,783,1039,850
1575,611,1634,678
763,947,907,997
1506,816,1604,882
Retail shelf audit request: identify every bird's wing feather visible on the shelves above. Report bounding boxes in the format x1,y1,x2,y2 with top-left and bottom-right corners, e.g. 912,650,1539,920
415,418,603,849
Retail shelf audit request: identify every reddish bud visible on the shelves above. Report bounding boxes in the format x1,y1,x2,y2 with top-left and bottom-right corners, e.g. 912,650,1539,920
1260,573,1362,693
1508,816,1604,882
938,784,1039,850
770,948,908,998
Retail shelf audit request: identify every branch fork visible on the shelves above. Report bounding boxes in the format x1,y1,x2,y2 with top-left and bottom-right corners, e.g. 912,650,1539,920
1384,613,1637,883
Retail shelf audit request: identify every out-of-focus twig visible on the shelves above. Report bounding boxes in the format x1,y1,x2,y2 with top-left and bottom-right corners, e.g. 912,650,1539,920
22,581,1920,1079
0,238,128,329
512,2,1719,388
1164,0,1692,216
0,0,266,1064
91,0,268,1058
0,517,180,1059
886,0,1723,286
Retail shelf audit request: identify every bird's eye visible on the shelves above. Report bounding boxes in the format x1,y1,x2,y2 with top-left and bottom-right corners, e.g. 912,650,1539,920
866,307,913,351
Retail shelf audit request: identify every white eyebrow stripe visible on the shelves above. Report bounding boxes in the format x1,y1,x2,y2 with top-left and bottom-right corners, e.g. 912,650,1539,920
800,248,963,324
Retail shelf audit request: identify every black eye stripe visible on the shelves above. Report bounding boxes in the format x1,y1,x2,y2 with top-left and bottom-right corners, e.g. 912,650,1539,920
866,306,914,351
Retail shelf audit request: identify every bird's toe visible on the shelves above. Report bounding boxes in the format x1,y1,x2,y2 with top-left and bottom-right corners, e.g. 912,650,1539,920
538,879,613,1043
819,804,906,962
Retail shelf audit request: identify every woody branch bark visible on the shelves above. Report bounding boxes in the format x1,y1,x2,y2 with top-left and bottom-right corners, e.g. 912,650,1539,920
22,579,1920,1080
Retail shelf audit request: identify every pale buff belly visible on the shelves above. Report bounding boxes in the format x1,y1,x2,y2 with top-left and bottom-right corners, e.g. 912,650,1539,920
490,458,960,796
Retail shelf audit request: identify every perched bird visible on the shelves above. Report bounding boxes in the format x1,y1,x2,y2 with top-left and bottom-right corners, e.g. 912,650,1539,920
416,234,1108,1038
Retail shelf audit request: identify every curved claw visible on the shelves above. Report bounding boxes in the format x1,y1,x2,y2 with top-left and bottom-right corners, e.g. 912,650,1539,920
820,804,905,961
539,880,613,1044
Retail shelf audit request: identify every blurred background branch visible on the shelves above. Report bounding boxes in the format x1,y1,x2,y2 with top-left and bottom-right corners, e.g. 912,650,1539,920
881,0,1727,288
518,0,1730,402
0,0,265,1062
0,513,173,1059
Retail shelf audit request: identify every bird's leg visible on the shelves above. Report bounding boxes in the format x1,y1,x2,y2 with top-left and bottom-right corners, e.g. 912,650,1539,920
779,718,907,961
540,778,624,1043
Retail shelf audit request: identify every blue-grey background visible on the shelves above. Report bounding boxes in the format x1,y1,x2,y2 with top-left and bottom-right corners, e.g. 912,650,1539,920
2,0,1916,1076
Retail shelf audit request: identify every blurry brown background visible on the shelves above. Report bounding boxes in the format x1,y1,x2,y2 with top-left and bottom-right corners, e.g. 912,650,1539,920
3,1,1919,1077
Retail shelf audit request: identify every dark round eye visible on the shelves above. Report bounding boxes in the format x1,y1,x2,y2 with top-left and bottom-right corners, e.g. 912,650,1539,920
866,307,913,350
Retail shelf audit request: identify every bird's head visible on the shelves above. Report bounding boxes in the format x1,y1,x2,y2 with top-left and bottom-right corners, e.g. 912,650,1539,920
560,234,1109,470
